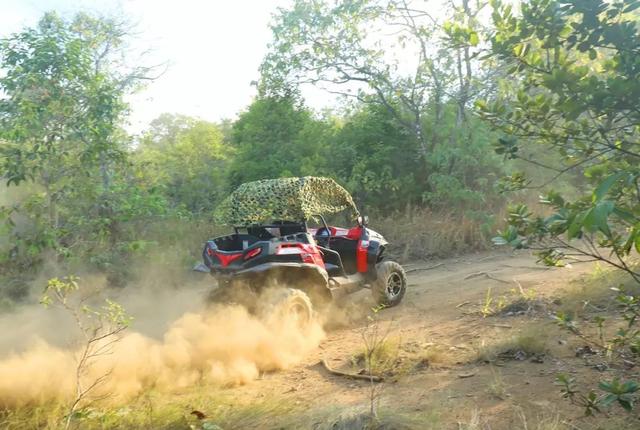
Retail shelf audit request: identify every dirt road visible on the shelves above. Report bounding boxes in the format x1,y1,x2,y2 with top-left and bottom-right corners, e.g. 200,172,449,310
4,249,629,429
216,249,628,429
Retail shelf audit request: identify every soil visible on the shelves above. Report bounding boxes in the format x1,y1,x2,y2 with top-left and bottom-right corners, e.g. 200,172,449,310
211,249,640,429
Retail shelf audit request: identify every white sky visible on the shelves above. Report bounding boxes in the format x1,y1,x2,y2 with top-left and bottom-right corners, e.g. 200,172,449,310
0,0,469,134
0,0,334,133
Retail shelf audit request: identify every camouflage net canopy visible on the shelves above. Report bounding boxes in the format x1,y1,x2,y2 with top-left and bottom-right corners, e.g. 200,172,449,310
215,177,359,226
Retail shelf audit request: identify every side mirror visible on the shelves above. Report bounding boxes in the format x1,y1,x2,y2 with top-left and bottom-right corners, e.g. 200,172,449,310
357,215,369,226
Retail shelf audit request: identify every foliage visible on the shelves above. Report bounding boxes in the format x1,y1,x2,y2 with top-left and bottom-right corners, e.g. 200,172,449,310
330,103,418,209
0,12,127,186
42,276,131,429
261,0,483,152
483,0,640,413
0,12,165,287
0,3,513,303
227,96,333,187
262,0,508,212
556,374,639,415
553,286,640,411
135,113,229,214
485,0,640,276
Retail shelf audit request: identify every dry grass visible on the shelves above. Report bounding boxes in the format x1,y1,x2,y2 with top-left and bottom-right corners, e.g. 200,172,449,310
512,407,564,430
0,388,297,430
372,207,503,261
352,336,403,376
410,343,455,370
307,405,442,430
452,404,640,430
475,325,549,363
457,409,489,430
486,367,509,400
555,263,636,320
354,337,457,378
478,282,548,318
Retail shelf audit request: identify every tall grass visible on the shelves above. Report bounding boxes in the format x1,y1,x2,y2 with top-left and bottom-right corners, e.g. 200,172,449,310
372,207,505,261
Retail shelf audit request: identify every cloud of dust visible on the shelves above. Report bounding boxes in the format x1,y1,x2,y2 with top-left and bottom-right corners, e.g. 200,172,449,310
0,289,324,408
0,239,377,410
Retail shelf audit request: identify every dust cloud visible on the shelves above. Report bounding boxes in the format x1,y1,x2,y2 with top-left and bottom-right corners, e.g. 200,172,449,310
0,285,325,408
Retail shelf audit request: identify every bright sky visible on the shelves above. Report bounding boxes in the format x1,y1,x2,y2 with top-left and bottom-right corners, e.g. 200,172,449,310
0,0,331,133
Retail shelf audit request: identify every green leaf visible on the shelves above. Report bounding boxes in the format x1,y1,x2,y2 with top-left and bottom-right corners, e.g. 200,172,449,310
593,172,625,202
624,0,640,13
583,201,614,237
599,380,613,392
599,393,617,407
469,31,479,46
613,207,636,224
567,211,587,239
619,398,633,411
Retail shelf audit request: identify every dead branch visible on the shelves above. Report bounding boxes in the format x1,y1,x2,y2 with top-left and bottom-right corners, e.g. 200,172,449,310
501,264,551,271
463,271,510,284
406,263,444,273
488,324,512,329
320,359,384,383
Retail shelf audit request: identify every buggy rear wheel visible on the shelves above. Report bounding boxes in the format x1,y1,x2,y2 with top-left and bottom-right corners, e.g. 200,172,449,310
371,261,407,307
259,288,314,329
207,280,259,312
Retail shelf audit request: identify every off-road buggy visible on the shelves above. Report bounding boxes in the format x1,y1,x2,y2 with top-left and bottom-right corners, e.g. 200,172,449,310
199,177,406,322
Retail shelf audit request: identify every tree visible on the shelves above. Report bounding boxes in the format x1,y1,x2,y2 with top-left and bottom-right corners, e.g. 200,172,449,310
483,0,640,413
261,0,488,155
135,114,230,214
331,103,419,210
227,96,332,187
0,12,152,191
260,0,506,212
0,12,161,283
484,0,640,276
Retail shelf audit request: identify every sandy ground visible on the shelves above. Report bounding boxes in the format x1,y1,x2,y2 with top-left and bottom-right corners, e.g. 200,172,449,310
210,249,640,429
4,248,638,429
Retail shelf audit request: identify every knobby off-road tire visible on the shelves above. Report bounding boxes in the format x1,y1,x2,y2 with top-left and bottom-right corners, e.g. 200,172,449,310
207,280,259,313
207,283,234,304
258,288,314,329
371,261,407,307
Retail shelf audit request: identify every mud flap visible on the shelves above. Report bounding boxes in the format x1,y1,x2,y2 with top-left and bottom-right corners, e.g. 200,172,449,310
192,263,210,273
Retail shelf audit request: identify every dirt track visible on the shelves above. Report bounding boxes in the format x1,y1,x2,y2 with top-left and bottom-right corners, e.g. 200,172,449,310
3,249,629,429
215,249,626,429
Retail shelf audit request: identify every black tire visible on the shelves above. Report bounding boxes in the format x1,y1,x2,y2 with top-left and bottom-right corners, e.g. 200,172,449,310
258,288,314,329
207,280,257,312
371,261,407,307
207,283,234,304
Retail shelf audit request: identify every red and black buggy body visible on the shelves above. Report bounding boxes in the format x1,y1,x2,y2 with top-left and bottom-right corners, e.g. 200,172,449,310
201,177,406,308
